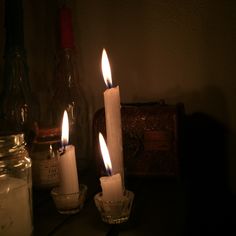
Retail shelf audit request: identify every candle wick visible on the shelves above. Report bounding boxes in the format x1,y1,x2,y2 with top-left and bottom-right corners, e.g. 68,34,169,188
60,145,66,156
107,168,112,176
107,79,112,89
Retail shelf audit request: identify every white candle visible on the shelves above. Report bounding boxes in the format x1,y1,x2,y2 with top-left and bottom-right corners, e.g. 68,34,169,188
0,176,32,236
101,49,124,180
58,110,79,194
99,133,123,201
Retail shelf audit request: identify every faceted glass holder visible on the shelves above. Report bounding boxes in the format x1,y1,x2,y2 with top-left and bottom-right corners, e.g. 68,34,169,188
94,190,134,224
51,184,87,214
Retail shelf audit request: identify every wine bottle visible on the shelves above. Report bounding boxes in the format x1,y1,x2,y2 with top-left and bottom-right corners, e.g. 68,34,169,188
50,5,89,171
0,0,39,146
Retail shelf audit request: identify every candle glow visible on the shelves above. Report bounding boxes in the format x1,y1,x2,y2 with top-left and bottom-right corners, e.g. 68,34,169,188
102,49,112,88
58,109,79,194
99,132,112,176
61,110,69,146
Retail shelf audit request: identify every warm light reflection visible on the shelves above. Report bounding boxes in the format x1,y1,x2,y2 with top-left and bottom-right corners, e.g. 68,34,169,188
99,132,112,175
61,110,69,146
101,49,112,88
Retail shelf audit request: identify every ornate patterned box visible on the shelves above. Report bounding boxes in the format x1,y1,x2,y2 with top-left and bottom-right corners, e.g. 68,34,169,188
93,101,184,177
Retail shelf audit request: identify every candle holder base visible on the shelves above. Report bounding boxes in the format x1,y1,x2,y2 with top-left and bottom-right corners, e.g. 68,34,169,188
51,184,87,214
94,190,134,224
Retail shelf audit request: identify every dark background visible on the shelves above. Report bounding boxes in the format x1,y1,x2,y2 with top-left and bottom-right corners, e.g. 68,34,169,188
0,0,235,195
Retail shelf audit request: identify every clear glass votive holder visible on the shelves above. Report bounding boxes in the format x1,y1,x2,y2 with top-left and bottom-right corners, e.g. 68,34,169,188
51,184,87,214
94,190,134,224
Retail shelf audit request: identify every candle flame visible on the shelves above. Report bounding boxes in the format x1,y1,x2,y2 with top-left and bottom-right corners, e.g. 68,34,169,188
99,132,112,175
61,110,69,146
101,49,112,88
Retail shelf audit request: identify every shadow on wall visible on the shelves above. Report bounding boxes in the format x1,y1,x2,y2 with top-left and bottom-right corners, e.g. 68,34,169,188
179,86,235,235
228,130,236,193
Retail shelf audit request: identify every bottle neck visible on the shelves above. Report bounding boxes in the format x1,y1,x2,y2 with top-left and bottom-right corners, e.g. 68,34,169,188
57,48,77,88
4,0,25,57
59,5,74,49
3,0,30,98
4,48,31,95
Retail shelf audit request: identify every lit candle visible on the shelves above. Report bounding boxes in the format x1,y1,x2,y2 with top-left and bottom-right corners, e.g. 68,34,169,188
99,133,123,202
101,49,124,181
58,110,79,194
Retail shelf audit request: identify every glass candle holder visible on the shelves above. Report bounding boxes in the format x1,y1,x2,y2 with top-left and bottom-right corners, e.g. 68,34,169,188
51,184,87,214
94,190,134,224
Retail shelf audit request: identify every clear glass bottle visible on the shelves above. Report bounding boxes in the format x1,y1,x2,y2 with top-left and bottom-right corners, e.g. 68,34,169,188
0,133,33,236
1,49,36,140
0,0,39,146
31,127,60,189
49,5,89,171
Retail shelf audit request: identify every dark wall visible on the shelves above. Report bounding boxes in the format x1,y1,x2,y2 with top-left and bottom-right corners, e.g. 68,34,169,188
0,0,235,192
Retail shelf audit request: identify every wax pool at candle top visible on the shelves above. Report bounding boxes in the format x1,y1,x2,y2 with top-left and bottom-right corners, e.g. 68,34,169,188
0,177,32,236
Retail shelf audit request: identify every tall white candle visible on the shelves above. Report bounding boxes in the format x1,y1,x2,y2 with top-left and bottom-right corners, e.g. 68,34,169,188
0,176,32,236
99,133,123,201
101,49,124,180
58,110,79,194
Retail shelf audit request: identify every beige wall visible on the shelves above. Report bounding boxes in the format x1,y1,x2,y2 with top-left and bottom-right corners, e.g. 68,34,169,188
0,0,236,191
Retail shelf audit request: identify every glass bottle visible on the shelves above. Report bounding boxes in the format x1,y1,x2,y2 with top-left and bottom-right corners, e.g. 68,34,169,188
0,133,33,235
0,0,39,146
49,5,89,171
31,127,60,189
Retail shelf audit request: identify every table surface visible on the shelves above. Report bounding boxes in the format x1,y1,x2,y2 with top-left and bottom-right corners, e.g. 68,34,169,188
33,167,235,236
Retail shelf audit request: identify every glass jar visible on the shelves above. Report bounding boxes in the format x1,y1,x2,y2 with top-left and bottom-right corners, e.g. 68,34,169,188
31,127,60,189
0,133,33,236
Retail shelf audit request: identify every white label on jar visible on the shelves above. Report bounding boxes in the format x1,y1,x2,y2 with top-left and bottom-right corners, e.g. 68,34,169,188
32,154,59,187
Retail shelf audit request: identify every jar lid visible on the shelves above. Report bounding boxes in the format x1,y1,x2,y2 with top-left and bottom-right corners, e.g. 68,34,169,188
37,127,60,138
0,133,25,157
34,127,61,143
